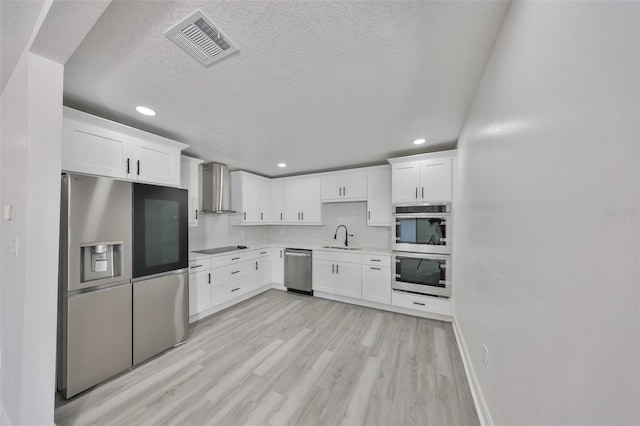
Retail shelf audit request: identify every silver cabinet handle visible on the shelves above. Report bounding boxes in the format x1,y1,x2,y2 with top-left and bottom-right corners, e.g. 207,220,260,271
243,212,246,220
208,273,211,284
368,211,371,220
195,209,198,220
336,264,339,274
422,187,424,199
370,267,381,270
137,160,140,176
231,287,240,292
232,257,240,260
370,259,381,262
339,187,342,196
415,187,418,199
126,158,130,174
280,250,283,258
231,270,240,275
343,186,346,196
260,251,267,255
301,212,304,220
413,301,425,306
280,213,283,221
190,264,203,269
297,212,300,220
255,261,258,270
260,212,263,220
332,264,335,273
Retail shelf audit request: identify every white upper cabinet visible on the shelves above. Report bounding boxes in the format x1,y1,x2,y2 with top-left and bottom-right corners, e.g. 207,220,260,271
283,177,321,224
367,169,392,226
180,156,203,227
61,107,187,187
321,172,367,202
270,181,285,223
419,158,452,202
230,171,270,225
389,151,455,203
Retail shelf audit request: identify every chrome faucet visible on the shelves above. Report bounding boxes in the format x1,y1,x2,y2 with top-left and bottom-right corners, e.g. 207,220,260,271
334,225,353,247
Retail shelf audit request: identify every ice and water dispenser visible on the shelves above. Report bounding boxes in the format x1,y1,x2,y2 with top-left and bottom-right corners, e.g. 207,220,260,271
81,242,124,283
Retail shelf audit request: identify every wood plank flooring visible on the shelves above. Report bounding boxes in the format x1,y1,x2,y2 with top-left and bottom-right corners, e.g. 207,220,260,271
55,290,479,426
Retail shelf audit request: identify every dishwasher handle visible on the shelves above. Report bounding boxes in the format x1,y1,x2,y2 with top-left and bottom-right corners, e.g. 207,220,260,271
285,252,311,257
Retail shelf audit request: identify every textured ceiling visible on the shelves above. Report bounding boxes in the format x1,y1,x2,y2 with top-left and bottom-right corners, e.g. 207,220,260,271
63,0,510,177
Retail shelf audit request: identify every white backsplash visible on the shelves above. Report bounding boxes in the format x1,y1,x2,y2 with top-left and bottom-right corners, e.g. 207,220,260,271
189,202,391,250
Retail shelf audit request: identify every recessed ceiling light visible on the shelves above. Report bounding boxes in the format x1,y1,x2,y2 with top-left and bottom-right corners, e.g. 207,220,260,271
413,138,426,145
277,163,287,168
136,106,156,116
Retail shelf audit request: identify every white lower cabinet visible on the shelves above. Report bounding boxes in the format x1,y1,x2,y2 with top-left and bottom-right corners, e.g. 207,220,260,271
361,264,391,304
312,251,362,298
271,247,285,285
391,290,451,316
254,250,271,288
188,248,275,321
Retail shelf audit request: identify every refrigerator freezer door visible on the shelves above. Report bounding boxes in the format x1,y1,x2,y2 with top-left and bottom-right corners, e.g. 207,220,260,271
64,283,132,398
133,271,188,365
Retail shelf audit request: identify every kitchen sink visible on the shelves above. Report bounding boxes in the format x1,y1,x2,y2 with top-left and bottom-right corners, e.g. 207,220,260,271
322,246,362,250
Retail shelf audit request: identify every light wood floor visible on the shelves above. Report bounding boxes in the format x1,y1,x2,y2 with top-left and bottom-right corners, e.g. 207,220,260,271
55,289,479,426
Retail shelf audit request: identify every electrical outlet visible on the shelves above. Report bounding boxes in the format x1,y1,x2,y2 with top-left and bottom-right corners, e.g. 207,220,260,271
483,345,489,369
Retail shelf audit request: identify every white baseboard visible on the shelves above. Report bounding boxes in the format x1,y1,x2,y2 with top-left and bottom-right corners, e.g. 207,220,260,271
313,291,452,322
452,318,493,426
270,283,286,291
189,284,273,323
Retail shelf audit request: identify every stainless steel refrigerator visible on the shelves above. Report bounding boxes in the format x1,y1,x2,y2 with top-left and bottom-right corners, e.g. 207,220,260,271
57,173,189,399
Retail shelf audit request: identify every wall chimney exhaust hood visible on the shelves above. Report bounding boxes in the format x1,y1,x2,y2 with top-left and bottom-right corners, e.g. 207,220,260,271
200,162,236,214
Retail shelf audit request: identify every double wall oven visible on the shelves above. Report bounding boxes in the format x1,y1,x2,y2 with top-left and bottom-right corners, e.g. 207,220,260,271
392,202,451,298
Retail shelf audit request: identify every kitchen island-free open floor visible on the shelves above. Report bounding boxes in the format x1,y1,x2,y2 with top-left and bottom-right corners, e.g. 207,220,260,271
55,289,478,425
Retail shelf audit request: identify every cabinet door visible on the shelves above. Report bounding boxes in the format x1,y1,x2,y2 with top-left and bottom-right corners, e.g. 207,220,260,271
321,173,367,202
255,256,271,288
392,161,420,203
180,156,203,227
270,181,285,223
419,158,452,202
259,180,271,223
62,118,131,179
189,270,211,315
242,174,261,223
283,179,305,222
367,170,391,226
362,265,391,304
133,137,181,186
271,247,285,285
312,259,335,293
334,261,362,299
302,177,322,223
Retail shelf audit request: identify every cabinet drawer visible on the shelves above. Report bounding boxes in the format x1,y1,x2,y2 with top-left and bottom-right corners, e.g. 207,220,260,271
210,251,254,268
211,261,253,286
189,258,211,271
254,248,270,258
391,291,450,316
362,254,390,267
211,279,251,306
313,250,361,264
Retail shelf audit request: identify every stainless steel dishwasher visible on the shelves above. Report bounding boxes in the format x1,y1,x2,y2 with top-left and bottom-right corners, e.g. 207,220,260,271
284,249,313,295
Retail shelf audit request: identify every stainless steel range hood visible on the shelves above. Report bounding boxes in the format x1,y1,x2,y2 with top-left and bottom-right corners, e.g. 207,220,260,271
200,162,236,213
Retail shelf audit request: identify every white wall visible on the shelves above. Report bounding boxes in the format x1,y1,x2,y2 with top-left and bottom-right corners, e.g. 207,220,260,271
0,51,63,425
189,202,391,250
454,1,640,425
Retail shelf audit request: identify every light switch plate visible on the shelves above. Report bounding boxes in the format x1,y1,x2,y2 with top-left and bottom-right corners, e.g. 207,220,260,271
4,205,13,220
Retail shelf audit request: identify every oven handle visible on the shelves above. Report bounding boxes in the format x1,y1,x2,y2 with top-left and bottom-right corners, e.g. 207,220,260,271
393,214,451,219
393,252,450,261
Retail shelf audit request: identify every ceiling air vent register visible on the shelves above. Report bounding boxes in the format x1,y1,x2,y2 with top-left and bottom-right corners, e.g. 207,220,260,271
165,10,239,66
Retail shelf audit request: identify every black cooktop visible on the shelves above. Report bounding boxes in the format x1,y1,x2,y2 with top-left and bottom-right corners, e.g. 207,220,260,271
192,245,248,255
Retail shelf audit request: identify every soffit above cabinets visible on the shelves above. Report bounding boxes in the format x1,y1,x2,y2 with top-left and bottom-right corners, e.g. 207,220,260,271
63,0,510,177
